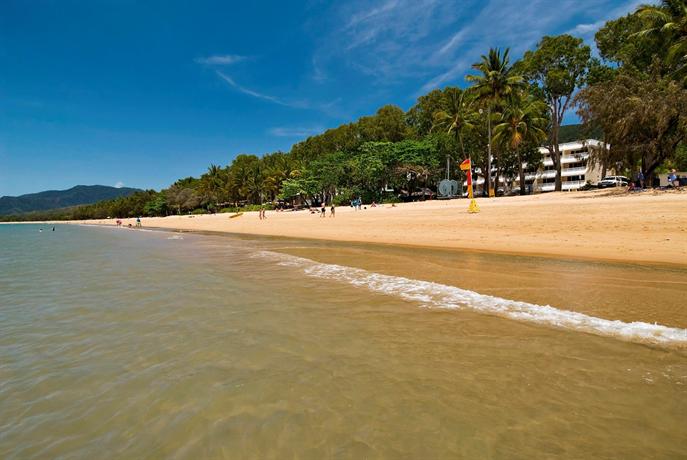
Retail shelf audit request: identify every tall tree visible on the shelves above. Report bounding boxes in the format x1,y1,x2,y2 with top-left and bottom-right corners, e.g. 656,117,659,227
520,35,591,191
432,87,475,163
576,73,687,179
493,93,548,194
466,48,524,195
198,164,228,210
407,88,451,136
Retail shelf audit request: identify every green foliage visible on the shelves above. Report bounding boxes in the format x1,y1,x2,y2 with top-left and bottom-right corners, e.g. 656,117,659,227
467,48,524,106
670,143,687,170
595,12,663,71
577,74,687,176
520,35,591,104
635,0,687,83
143,195,168,216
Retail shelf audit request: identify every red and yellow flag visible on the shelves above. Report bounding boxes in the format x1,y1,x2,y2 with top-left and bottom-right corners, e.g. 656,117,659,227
459,158,471,171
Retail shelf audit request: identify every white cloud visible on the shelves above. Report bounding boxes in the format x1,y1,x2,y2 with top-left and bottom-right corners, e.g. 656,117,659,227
311,0,646,98
269,126,325,137
114,181,124,188
195,54,246,65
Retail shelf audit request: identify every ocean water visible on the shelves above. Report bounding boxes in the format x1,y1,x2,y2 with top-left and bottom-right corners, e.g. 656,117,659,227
1,224,686,459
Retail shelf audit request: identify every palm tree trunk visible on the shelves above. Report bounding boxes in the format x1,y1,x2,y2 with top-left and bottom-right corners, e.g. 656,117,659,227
518,152,526,195
486,106,492,196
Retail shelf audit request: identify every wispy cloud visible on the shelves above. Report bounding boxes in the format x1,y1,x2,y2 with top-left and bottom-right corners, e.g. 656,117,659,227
565,0,643,46
195,54,247,65
269,126,325,137
215,71,310,109
311,0,645,99
114,181,124,188
216,71,290,106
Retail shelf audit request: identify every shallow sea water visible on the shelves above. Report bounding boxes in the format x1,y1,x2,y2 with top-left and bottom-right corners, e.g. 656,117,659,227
1,224,686,459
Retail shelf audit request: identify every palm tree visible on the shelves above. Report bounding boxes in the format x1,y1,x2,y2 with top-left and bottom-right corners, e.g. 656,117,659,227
493,94,548,194
466,48,524,196
199,164,227,210
262,153,294,201
432,88,476,176
636,0,687,82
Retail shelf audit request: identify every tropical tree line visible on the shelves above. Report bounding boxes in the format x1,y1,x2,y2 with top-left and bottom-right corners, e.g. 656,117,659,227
576,0,687,179
6,0,686,222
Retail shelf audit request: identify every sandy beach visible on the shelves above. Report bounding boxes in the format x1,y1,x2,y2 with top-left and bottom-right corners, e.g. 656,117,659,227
69,189,687,266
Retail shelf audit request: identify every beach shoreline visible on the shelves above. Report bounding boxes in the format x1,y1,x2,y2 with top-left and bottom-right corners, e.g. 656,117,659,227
13,189,687,267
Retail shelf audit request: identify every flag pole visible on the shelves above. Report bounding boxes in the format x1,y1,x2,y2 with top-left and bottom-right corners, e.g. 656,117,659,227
461,157,480,213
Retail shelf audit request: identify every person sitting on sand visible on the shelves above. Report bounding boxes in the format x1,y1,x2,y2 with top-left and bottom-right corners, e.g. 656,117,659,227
668,170,677,187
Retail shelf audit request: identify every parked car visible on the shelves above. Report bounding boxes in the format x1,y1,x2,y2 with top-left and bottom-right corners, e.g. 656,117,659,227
597,176,630,188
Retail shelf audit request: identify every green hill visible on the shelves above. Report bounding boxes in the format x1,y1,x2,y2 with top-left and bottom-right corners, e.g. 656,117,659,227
0,185,141,216
558,124,603,143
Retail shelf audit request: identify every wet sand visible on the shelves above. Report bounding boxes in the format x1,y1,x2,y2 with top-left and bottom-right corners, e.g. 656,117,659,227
73,189,687,266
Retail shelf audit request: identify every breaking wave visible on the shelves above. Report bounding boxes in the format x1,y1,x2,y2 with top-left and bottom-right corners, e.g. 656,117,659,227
255,251,687,348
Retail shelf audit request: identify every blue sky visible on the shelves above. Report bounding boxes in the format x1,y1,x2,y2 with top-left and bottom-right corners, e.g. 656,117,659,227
1,0,642,196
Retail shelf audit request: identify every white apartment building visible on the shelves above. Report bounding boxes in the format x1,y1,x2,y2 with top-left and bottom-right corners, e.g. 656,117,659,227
466,139,608,194
525,139,607,192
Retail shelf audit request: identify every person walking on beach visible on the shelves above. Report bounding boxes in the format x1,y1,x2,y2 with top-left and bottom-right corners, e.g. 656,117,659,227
330,205,335,217
320,203,326,217
135,217,142,228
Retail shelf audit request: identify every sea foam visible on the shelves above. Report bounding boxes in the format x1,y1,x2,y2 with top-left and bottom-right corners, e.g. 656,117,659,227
256,251,687,347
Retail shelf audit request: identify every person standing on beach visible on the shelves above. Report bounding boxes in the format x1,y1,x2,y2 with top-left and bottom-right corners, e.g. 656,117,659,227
135,217,142,228
330,205,335,217
637,170,645,189
320,203,326,217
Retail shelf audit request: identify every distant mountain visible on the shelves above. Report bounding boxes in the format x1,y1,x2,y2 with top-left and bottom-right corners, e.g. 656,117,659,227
0,185,142,215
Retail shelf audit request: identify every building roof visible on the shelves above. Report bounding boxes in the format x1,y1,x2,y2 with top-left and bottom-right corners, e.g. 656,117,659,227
539,139,607,153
